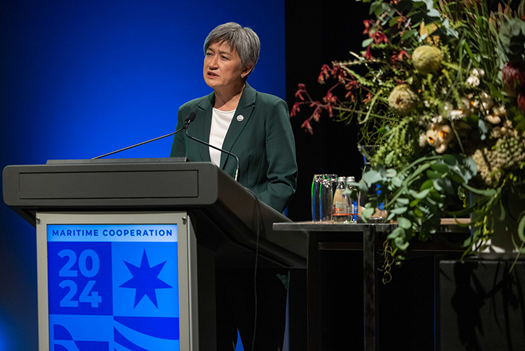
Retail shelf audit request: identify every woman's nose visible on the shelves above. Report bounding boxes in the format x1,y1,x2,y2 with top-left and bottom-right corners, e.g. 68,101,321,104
208,56,219,69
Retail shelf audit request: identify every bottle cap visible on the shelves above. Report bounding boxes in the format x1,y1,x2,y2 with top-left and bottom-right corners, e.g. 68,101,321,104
346,176,355,183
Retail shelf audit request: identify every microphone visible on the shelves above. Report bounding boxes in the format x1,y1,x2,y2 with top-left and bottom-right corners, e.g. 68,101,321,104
185,111,196,127
92,113,196,160
184,114,240,181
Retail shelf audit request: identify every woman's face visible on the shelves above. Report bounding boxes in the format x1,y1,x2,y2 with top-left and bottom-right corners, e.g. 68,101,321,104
203,41,250,91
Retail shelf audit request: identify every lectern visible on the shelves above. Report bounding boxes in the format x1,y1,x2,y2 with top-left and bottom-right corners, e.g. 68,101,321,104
3,159,307,350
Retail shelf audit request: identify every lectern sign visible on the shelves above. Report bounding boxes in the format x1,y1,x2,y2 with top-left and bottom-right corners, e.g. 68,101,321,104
47,224,180,350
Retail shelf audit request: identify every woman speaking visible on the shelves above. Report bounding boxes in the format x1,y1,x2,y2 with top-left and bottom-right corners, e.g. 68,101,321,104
170,22,298,350
170,22,297,213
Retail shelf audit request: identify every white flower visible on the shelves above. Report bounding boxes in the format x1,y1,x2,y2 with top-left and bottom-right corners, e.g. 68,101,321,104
461,97,475,115
493,105,506,117
449,110,465,120
426,124,454,153
500,120,515,136
491,127,502,138
471,68,485,77
466,75,480,87
419,133,428,147
486,115,501,124
432,115,443,123
480,92,493,110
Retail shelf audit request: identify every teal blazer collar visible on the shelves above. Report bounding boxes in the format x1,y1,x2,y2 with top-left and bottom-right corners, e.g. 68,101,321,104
194,83,257,169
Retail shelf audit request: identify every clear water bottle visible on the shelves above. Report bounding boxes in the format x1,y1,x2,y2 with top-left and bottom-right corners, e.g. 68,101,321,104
345,176,357,223
333,176,350,222
312,174,335,221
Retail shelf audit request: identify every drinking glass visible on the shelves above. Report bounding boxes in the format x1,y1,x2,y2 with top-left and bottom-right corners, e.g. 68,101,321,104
311,174,335,221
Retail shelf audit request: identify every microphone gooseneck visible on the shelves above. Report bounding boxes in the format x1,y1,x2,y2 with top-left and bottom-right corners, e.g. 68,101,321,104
184,114,240,181
92,112,197,160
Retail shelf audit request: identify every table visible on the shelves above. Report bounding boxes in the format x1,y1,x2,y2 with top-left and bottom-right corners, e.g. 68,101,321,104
274,220,469,351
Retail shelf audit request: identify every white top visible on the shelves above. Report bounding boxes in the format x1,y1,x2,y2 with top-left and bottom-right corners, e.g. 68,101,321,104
209,108,235,166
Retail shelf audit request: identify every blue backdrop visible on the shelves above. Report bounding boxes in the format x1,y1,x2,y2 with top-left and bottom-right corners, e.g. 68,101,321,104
0,0,285,349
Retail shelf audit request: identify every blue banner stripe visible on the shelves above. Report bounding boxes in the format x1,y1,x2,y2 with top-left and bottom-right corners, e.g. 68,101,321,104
76,340,109,351
53,324,74,340
114,316,179,340
114,328,149,351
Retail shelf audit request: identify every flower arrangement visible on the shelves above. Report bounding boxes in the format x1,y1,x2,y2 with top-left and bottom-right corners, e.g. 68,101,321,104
292,0,525,265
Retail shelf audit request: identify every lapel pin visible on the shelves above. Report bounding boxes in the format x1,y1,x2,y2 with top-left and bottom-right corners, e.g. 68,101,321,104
237,115,244,122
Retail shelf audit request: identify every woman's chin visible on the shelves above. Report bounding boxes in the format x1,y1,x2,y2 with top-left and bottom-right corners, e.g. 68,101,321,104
204,78,221,89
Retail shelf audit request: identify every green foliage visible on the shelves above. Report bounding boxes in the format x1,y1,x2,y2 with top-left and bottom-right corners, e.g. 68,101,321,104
294,0,525,267
499,18,525,61
356,154,478,259
349,1,525,266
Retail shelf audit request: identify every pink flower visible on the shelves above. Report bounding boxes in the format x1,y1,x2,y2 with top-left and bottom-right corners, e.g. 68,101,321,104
301,117,314,135
391,53,399,66
323,92,338,105
318,64,331,84
363,46,374,60
294,83,306,101
345,80,357,101
363,20,373,35
502,61,525,97
331,61,347,83
372,31,389,45
398,50,410,61
290,102,301,117
326,104,333,117
390,50,410,67
518,91,525,111
312,106,322,121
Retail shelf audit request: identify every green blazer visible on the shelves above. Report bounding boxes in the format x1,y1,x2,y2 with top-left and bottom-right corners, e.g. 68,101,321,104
170,83,298,213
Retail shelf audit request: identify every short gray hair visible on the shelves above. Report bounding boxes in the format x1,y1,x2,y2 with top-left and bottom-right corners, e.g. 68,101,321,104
204,22,260,71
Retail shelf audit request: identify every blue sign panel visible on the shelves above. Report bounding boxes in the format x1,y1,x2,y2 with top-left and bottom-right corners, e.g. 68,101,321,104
47,224,180,350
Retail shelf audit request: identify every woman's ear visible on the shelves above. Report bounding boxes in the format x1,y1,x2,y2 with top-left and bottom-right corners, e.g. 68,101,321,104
241,64,254,78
